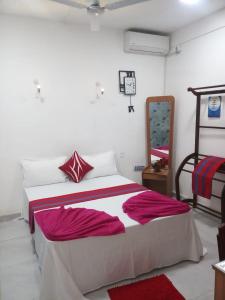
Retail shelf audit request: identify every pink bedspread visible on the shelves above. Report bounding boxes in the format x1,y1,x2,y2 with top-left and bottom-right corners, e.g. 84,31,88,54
151,149,169,159
122,191,190,224
29,183,146,233
35,206,125,241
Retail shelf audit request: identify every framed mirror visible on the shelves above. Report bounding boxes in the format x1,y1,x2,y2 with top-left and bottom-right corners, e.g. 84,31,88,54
146,96,175,169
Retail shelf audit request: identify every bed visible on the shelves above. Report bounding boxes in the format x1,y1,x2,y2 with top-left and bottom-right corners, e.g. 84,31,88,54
150,147,169,164
23,174,203,300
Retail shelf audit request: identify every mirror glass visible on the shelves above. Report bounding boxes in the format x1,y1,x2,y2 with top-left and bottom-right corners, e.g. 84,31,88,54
146,97,174,168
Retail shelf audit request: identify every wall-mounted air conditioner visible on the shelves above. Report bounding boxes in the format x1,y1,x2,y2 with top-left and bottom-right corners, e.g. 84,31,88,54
124,31,170,56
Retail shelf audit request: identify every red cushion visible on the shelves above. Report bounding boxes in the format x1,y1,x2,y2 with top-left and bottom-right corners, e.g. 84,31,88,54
59,151,93,183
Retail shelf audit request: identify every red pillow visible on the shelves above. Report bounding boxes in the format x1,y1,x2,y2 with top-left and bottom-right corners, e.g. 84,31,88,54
59,151,93,183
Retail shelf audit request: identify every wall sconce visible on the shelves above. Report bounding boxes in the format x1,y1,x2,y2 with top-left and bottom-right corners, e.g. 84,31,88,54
33,79,44,103
96,81,104,99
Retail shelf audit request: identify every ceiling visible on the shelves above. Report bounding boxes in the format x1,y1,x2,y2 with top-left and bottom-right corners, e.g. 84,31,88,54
0,0,225,33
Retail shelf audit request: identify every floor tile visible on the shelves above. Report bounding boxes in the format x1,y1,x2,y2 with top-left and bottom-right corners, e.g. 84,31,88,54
0,219,29,242
0,237,36,268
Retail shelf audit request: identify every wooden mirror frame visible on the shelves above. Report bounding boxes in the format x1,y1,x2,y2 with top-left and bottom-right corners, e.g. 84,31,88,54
146,96,175,169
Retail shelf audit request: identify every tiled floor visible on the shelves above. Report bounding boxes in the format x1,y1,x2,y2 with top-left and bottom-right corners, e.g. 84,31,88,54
0,211,220,300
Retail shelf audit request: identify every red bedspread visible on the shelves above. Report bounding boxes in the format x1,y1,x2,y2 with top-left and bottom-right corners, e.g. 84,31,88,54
29,183,146,233
35,206,125,241
122,191,190,224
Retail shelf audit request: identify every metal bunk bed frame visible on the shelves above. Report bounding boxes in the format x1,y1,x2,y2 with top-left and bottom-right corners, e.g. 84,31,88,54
175,84,225,222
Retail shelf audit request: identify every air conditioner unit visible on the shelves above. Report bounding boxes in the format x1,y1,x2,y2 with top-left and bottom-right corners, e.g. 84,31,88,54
124,31,170,56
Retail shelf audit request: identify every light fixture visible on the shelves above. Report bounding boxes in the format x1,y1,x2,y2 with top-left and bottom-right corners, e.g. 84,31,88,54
87,4,104,31
33,79,44,103
96,82,104,99
180,0,200,4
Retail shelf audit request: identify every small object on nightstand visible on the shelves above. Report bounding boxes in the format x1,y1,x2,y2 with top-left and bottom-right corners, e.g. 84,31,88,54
142,166,171,196
160,158,168,169
152,161,161,172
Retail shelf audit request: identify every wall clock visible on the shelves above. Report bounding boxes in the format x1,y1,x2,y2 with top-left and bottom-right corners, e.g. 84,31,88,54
118,70,136,113
119,70,135,93
124,77,136,95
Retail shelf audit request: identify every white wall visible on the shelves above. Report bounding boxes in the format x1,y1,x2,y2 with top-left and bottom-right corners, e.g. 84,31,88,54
0,15,165,216
166,8,225,211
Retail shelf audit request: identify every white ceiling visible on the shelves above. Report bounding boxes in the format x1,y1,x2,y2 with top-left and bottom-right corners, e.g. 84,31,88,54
0,0,225,33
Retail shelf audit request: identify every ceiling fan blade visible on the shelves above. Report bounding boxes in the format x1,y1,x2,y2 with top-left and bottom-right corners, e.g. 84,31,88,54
105,0,150,10
50,0,87,9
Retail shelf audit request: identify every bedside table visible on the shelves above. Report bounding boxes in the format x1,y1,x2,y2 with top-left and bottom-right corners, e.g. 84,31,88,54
142,166,171,196
213,262,225,300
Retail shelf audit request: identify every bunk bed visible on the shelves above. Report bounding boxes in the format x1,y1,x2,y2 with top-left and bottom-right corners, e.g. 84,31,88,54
175,84,225,222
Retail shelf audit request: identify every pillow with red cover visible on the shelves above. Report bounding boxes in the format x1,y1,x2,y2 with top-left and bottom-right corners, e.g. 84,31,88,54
59,151,93,183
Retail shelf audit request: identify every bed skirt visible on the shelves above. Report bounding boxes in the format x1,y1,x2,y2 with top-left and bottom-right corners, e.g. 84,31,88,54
34,210,203,300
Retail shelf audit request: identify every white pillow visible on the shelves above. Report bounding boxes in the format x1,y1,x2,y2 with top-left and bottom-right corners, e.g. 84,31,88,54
21,156,67,187
82,151,118,180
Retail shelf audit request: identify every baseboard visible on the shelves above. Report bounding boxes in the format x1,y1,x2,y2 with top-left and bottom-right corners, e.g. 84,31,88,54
178,193,189,201
172,190,188,200
0,213,21,222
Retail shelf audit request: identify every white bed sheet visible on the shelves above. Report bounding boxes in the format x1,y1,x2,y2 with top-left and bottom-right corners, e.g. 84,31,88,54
22,175,133,221
23,175,203,300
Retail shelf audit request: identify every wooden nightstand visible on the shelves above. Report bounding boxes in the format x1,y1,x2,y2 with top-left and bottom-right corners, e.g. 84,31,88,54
213,262,225,300
142,166,171,196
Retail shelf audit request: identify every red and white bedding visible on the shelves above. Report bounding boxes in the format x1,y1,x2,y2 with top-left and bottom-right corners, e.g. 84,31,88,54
23,175,203,300
28,182,146,233
151,146,169,163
